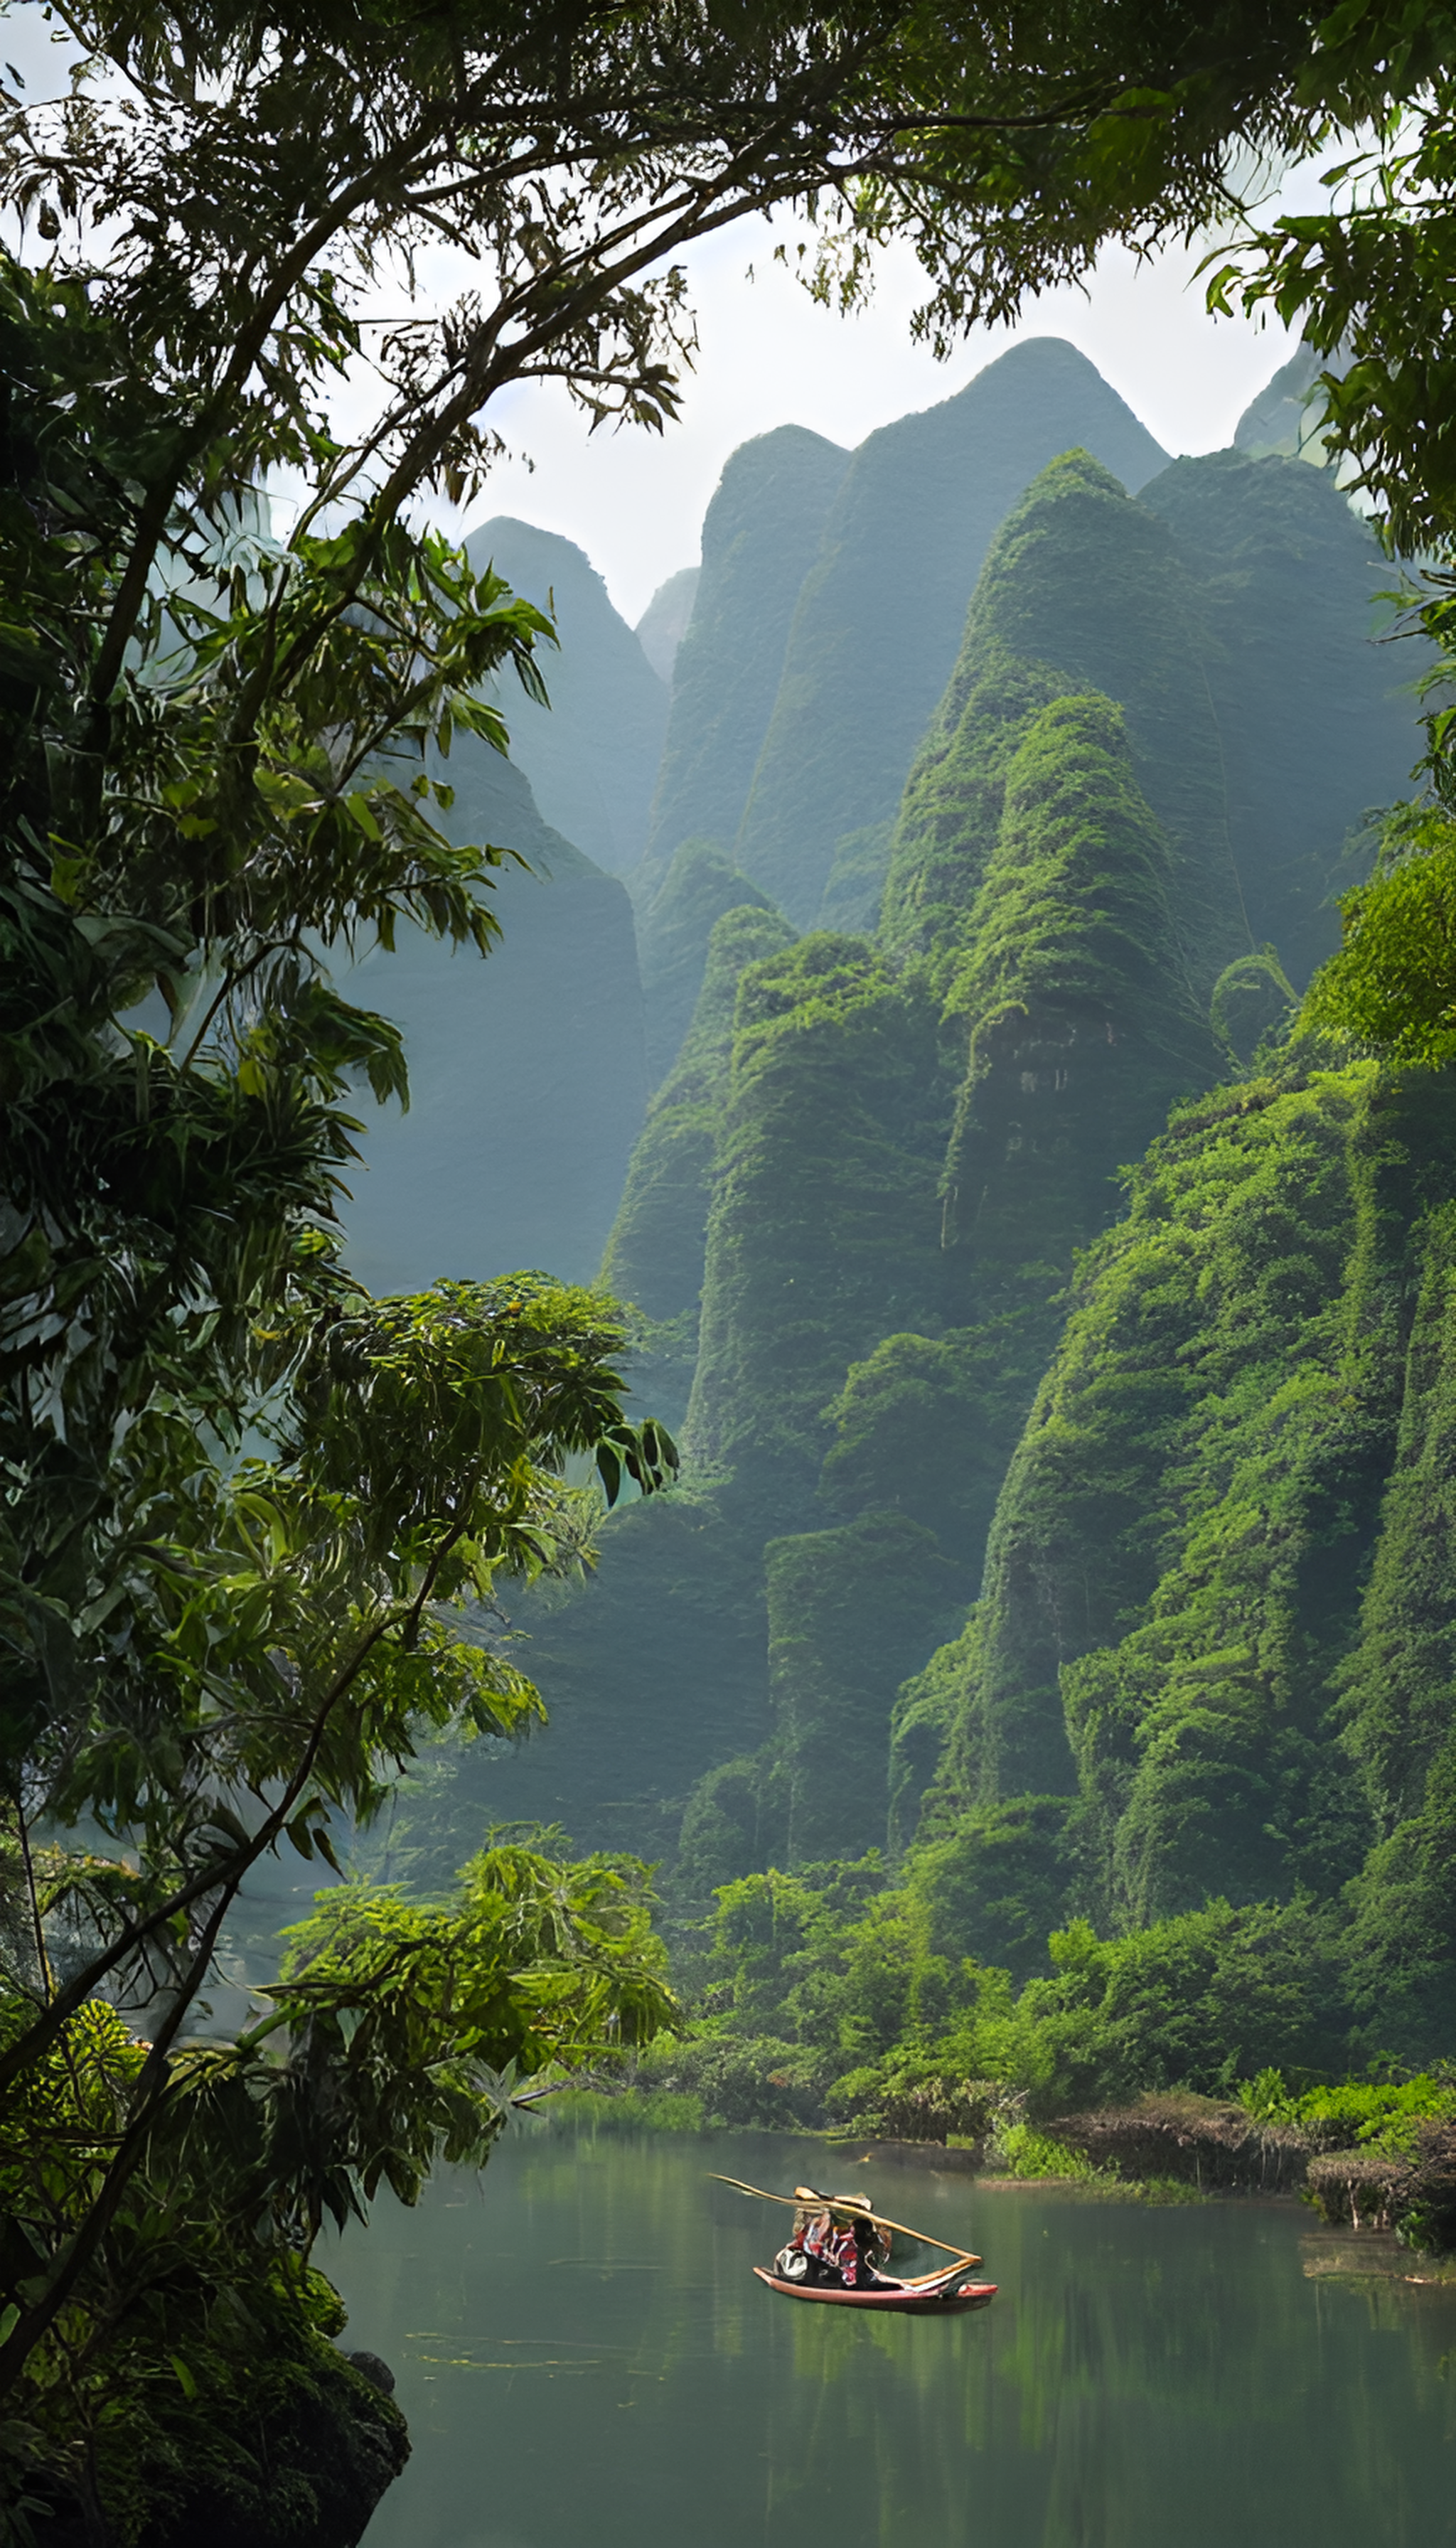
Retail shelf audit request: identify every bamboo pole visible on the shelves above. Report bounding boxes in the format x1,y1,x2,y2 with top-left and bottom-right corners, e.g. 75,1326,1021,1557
707,2173,983,2268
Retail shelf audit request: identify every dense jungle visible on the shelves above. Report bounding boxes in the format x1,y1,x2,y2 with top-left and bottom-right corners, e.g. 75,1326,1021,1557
7,0,1456,2538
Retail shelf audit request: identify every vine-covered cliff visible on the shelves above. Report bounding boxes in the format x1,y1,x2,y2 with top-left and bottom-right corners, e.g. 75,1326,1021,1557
909,1054,1456,2056
684,933,952,1526
438,391,1437,2038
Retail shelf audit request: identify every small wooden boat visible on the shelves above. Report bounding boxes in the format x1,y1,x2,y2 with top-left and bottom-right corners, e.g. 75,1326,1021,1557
751,2261,997,2314
711,2173,997,2318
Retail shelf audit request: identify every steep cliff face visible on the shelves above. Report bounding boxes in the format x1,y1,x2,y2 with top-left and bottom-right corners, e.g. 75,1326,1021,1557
880,450,1243,991
915,1057,1456,2048
338,744,648,1295
643,425,850,889
683,934,953,1527
599,900,796,1430
1139,449,1419,984
765,1513,960,1861
635,835,776,1088
466,518,668,876
940,692,1224,1299
730,688,1223,1866
734,341,1169,925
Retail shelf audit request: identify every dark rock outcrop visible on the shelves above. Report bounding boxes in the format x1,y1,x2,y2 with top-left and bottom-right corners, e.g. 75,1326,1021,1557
1305,2123,1456,2249
23,2343,408,2548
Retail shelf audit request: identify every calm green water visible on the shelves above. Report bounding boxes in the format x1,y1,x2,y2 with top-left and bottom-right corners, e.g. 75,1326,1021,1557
326,2129,1456,2548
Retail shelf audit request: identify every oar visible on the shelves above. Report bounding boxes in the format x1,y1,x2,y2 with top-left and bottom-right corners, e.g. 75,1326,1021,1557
707,2173,982,2268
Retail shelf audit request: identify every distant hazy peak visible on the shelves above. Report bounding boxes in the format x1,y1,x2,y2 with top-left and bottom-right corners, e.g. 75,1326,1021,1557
462,513,668,879
469,513,601,601
641,421,852,888
854,336,1167,491
636,565,701,682
706,419,850,508
1233,340,1352,465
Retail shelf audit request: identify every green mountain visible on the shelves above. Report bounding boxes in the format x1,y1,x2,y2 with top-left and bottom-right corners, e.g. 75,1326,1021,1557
599,899,796,1430
338,742,647,1294
912,1054,1456,2057
1139,447,1419,983
641,424,850,892
634,835,777,1089
467,517,668,876
402,410,1438,2033
712,683,1225,1864
734,339,1169,925
635,564,700,682
881,448,1243,994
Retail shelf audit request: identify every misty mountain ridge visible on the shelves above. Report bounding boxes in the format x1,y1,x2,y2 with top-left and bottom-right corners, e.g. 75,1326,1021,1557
333,334,1450,2070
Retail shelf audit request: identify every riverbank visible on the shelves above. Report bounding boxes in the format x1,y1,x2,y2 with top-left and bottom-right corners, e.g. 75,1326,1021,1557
541,2080,1456,2252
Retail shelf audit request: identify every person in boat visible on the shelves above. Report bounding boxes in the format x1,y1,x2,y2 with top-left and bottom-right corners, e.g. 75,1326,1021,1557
774,2188,893,2291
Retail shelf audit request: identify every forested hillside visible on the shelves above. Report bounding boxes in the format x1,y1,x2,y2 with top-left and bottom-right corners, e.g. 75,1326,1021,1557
349,341,1448,2089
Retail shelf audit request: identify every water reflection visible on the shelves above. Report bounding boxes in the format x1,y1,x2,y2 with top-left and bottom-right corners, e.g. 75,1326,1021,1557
326,2129,1456,2548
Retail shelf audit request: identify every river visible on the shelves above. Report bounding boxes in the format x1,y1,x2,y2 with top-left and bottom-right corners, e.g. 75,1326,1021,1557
326,2125,1456,2548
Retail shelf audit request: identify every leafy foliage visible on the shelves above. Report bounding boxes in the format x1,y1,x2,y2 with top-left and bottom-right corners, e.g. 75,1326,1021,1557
2,0,692,2480
0,1842,670,2534
692,1857,1351,2120
1207,40,1456,557
1303,808,1456,1062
